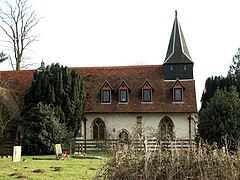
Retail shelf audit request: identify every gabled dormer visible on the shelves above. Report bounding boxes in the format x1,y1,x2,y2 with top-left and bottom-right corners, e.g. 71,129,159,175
170,79,185,102
141,79,154,102
117,80,131,103
163,11,194,80
100,81,113,103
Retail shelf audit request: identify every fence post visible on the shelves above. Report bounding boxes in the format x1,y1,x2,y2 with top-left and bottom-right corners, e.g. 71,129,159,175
69,141,72,155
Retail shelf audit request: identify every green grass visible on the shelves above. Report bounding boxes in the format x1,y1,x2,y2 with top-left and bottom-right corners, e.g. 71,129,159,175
0,153,110,180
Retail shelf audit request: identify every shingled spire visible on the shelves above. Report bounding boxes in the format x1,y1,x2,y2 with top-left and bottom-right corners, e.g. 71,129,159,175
163,11,194,80
164,10,192,64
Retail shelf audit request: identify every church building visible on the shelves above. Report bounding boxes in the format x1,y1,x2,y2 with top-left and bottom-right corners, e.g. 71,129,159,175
76,11,197,142
0,12,197,146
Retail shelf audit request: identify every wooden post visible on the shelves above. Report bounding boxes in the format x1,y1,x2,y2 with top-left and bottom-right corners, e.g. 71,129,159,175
83,117,87,153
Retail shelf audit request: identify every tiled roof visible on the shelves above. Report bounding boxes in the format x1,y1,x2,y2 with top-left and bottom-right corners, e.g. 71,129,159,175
0,65,197,113
0,70,35,108
73,65,197,113
0,87,20,118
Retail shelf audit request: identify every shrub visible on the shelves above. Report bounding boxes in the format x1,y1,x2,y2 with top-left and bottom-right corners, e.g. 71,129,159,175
96,142,240,179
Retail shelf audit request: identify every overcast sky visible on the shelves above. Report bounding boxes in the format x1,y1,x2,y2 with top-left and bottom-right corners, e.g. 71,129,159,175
1,0,240,109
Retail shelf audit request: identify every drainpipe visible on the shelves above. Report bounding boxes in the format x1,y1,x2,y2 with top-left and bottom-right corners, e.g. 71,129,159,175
188,115,192,147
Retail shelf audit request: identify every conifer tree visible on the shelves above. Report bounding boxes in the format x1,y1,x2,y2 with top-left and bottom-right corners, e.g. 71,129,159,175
22,102,70,155
22,63,86,154
228,48,240,80
199,49,240,152
199,87,240,151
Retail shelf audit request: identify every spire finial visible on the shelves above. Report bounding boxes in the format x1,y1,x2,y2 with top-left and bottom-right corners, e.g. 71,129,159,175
175,10,177,16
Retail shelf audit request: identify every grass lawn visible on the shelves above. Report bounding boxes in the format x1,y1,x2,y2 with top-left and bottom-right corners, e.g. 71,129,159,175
0,153,110,180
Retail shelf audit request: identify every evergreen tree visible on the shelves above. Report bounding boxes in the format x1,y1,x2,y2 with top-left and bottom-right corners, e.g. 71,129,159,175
199,87,240,151
22,102,70,155
201,76,226,109
228,48,240,80
22,63,86,154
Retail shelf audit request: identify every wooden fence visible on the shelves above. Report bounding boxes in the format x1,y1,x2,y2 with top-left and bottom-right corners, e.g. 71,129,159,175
72,138,194,153
0,139,194,155
0,141,17,155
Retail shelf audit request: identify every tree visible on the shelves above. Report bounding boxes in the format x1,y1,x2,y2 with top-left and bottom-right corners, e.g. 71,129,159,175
200,76,230,109
21,63,86,154
21,102,70,155
198,87,240,151
228,48,240,80
0,52,8,63
201,48,240,110
0,87,20,140
0,0,41,70
24,63,86,135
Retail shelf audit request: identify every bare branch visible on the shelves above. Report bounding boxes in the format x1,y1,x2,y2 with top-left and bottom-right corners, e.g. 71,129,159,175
0,0,41,70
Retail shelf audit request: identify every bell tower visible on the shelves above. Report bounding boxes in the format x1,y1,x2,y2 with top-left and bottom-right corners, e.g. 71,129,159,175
163,11,194,80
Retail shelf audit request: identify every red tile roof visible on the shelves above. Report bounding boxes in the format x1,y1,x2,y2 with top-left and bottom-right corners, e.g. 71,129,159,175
0,65,197,113
0,70,35,108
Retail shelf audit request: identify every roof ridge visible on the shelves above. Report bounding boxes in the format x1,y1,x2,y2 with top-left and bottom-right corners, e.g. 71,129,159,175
70,64,162,69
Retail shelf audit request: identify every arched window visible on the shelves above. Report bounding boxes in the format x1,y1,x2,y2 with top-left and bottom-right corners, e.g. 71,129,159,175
158,117,174,140
92,118,105,140
118,129,129,143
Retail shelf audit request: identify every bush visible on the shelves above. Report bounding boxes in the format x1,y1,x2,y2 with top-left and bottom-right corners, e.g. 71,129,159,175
96,143,240,179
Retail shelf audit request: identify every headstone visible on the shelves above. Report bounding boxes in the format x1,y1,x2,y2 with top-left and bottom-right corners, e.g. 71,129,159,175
55,144,63,159
12,146,21,162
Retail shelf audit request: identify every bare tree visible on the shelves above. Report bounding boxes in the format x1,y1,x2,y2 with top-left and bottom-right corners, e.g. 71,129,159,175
0,87,20,139
0,0,41,70
0,52,8,63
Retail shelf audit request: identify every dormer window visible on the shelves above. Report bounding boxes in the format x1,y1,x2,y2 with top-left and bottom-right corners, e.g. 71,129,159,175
101,90,111,103
117,80,131,103
170,79,185,102
143,89,152,102
119,89,128,102
141,80,154,102
100,81,113,104
173,88,183,101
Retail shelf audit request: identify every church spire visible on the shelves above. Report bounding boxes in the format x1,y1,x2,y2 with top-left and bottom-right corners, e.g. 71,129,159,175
163,11,194,80
164,11,192,64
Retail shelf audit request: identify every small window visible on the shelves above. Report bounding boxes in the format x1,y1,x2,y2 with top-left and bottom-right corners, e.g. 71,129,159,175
119,89,128,103
173,88,183,102
101,90,111,103
184,65,187,70
142,89,152,102
170,66,173,71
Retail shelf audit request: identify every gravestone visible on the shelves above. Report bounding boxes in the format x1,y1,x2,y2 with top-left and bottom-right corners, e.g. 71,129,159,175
12,146,21,162
55,144,63,159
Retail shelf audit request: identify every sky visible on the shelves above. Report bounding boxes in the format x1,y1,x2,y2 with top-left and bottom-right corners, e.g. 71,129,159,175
1,0,240,110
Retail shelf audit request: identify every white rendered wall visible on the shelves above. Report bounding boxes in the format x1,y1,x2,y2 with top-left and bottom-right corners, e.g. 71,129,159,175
81,113,197,140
